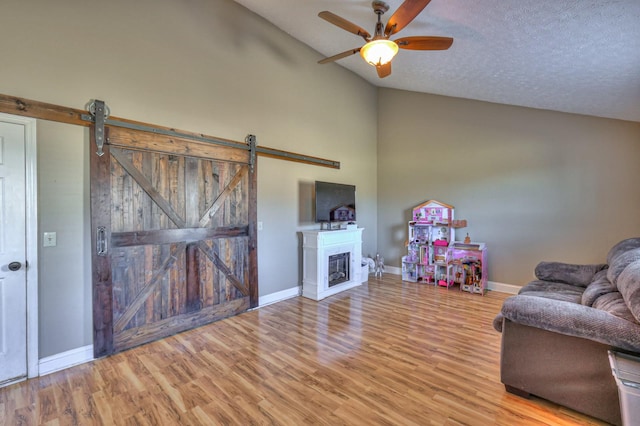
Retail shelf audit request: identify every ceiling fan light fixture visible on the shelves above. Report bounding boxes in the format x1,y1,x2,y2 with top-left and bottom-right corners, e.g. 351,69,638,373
360,39,398,66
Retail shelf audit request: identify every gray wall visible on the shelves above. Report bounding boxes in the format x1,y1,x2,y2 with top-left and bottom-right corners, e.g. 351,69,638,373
37,122,92,357
2,0,378,358
377,88,640,286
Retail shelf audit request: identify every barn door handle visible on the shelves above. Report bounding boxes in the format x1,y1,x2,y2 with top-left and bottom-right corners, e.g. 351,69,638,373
96,226,108,256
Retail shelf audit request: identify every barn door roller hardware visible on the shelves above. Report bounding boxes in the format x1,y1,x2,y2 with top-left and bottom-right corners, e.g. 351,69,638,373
246,134,257,172
88,100,110,156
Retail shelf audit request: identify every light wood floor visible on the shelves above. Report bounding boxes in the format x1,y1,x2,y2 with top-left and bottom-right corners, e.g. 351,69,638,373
1,275,608,425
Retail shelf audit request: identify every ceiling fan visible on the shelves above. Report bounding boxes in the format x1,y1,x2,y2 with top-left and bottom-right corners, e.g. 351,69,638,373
317,0,453,78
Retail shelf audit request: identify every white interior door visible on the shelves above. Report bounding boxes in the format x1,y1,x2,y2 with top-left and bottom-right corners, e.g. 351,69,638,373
0,118,28,385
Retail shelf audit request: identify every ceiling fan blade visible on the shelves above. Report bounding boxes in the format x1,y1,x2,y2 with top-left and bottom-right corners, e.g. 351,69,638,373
395,36,453,50
376,62,392,78
318,11,371,41
318,48,361,64
384,0,432,37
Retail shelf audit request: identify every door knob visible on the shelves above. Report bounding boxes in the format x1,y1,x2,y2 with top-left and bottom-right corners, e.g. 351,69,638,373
8,261,22,271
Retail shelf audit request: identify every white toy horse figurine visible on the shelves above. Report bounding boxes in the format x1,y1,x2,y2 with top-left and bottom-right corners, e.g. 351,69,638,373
374,253,385,278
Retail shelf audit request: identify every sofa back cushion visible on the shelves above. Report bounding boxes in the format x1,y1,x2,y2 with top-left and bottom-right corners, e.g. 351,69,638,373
582,269,615,307
535,261,606,287
592,291,639,324
607,238,640,265
607,247,640,285
617,259,640,323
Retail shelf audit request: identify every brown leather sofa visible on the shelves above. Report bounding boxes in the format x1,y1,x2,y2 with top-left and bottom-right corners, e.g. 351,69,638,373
493,238,640,425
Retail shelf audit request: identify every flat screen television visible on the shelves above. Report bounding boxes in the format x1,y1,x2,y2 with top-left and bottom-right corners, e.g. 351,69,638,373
314,181,356,223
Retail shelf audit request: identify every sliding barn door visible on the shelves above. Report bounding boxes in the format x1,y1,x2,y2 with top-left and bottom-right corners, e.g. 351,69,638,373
91,126,257,357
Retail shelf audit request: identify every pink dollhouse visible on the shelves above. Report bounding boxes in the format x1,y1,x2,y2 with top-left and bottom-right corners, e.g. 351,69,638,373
403,200,456,284
412,199,453,225
402,199,487,294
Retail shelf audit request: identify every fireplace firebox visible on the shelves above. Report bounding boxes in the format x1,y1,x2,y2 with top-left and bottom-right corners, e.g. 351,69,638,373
328,252,350,287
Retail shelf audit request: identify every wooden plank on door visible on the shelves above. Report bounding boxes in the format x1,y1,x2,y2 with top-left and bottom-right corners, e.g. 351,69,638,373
90,127,114,358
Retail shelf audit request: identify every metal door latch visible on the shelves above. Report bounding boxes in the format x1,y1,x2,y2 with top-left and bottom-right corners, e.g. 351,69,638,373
96,226,108,256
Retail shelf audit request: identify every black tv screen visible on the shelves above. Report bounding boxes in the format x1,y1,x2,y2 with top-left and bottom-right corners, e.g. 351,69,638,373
314,181,356,223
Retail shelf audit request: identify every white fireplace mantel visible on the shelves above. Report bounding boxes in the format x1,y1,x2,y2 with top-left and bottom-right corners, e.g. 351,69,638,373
301,228,363,301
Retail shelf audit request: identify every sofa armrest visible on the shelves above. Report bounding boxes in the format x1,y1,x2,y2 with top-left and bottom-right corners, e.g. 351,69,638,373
499,294,640,352
493,312,505,332
534,261,607,287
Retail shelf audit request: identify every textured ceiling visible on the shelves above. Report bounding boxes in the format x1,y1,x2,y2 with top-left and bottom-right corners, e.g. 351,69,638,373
233,0,640,122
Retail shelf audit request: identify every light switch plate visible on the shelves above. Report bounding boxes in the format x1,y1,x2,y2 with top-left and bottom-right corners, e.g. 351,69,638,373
43,231,57,247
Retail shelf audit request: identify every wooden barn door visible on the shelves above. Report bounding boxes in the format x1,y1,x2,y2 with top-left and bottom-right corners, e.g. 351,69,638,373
90,126,257,357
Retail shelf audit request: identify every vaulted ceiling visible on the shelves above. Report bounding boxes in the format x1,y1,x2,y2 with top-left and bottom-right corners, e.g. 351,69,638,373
234,0,640,123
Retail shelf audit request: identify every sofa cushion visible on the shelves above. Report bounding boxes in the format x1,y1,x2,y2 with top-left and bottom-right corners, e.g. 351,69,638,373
518,280,584,303
592,291,638,324
607,247,640,285
534,262,606,287
497,295,640,352
607,237,640,265
617,259,640,323
582,269,615,307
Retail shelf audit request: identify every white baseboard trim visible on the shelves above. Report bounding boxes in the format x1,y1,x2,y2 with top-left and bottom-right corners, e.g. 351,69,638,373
487,281,520,294
39,344,94,376
259,286,301,307
378,265,520,294
385,265,402,275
